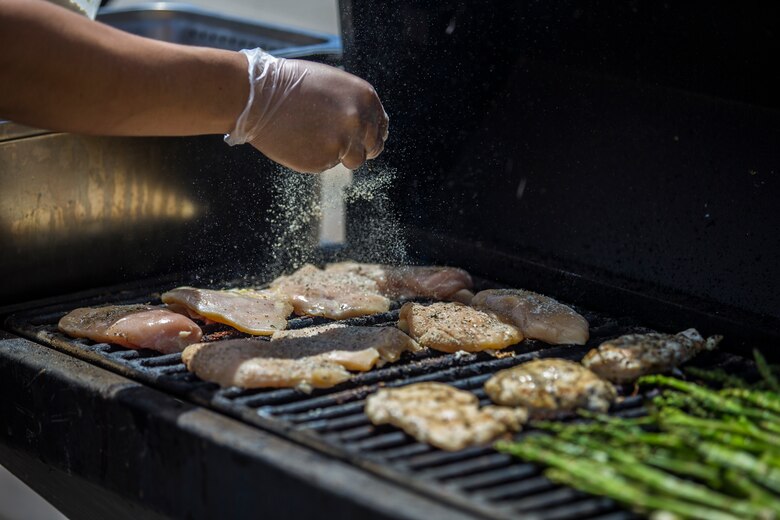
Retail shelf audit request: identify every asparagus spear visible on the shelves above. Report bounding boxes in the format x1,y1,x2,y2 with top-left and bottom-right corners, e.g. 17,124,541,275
607,450,770,518
684,366,751,389
524,435,769,518
544,468,743,520
541,432,720,484
754,349,780,393
761,420,780,435
721,388,780,415
723,470,780,515
654,391,712,418
549,423,684,451
694,429,780,457
496,441,748,520
694,440,780,493
639,375,780,423
532,412,653,432
642,452,722,486
657,408,780,449
576,409,655,426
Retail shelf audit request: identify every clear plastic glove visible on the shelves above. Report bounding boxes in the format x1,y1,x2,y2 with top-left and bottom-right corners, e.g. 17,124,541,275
225,48,389,173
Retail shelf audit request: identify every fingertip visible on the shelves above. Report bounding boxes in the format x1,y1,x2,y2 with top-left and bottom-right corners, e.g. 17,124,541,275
379,112,389,142
341,157,365,171
366,138,385,160
341,147,367,170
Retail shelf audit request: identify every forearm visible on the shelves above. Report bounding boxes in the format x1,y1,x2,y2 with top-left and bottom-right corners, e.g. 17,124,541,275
0,0,247,136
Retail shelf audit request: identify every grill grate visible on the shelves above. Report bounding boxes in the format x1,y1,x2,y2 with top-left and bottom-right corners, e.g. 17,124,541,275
4,276,759,520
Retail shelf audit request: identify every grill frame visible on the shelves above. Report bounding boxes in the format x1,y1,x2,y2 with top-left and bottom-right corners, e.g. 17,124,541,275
3,268,763,520
0,330,477,520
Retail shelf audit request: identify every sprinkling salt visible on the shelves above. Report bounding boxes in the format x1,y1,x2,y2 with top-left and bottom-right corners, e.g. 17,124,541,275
259,164,410,280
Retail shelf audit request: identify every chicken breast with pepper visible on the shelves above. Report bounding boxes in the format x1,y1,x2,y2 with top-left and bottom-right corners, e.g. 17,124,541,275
471,289,589,345
365,382,528,451
484,358,616,417
326,262,474,302
398,301,523,353
270,264,390,319
581,328,722,384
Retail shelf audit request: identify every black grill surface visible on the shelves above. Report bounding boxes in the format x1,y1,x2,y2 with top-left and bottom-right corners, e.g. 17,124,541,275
3,276,760,520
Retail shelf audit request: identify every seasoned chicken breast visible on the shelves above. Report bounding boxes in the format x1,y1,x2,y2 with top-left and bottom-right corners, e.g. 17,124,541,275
471,289,589,345
58,304,202,354
270,264,390,319
581,328,722,384
182,326,420,390
365,382,528,451
484,358,616,416
326,262,474,301
161,286,292,335
398,302,523,353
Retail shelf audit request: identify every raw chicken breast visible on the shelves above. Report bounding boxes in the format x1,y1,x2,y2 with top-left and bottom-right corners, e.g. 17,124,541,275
484,358,616,416
365,382,527,451
581,328,722,384
326,262,474,301
270,264,390,319
398,301,522,353
182,326,420,390
471,289,589,345
161,286,292,335
58,304,202,354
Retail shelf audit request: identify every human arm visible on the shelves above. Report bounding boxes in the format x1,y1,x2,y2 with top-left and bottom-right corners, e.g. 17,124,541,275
0,0,388,172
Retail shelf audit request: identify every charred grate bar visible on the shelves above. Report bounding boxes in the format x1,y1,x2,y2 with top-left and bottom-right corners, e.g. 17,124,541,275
3,276,760,520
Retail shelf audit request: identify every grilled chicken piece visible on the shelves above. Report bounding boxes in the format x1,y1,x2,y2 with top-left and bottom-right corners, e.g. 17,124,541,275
485,358,616,417
471,289,589,345
581,328,722,384
398,301,522,353
270,264,390,319
58,304,202,354
161,287,292,336
326,262,474,302
182,326,420,390
365,382,528,451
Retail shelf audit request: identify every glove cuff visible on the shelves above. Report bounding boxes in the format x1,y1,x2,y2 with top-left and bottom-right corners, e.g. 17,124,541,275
224,48,278,146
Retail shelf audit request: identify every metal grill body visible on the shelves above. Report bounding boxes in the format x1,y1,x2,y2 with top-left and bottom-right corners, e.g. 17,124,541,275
2,274,761,519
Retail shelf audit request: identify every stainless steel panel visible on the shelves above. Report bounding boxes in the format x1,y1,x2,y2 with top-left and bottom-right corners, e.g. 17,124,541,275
0,5,338,306
0,133,290,306
0,121,48,143
97,3,342,58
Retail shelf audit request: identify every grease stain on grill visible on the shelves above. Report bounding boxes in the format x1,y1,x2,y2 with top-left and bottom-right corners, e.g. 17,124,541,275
7,278,732,520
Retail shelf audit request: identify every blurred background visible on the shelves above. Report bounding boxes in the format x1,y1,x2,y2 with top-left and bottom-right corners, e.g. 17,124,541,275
0,2,338,519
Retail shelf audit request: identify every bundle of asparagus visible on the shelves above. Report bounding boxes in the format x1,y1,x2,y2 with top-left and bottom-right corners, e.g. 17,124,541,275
495,352,780,520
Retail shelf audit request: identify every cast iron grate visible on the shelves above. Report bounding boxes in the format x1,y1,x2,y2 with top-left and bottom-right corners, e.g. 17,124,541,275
3,276,759,520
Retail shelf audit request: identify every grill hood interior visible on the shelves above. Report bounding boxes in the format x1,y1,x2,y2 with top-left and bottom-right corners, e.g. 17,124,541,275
339,0,780,343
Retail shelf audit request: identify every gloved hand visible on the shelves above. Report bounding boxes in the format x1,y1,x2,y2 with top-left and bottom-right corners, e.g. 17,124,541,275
225,48,389,173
